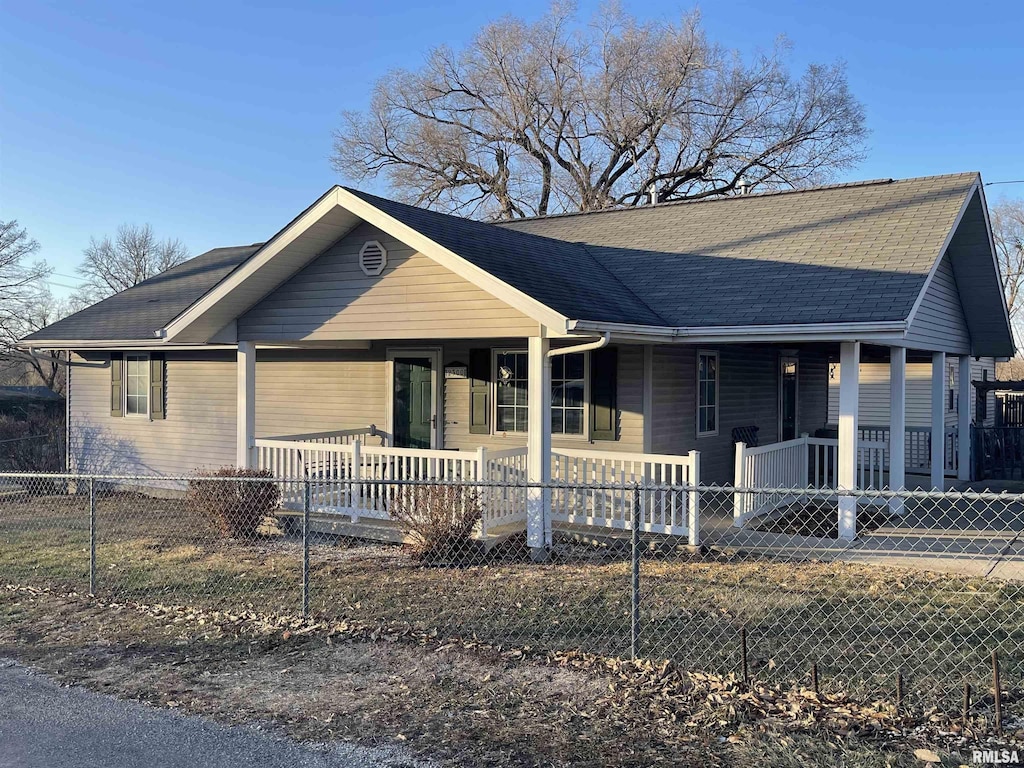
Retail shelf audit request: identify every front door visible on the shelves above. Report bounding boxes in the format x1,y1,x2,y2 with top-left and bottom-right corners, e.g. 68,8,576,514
393,356,434,448
780,356,799,441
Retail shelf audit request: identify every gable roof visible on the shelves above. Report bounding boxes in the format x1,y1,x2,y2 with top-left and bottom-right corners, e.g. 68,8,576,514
499,173,977,328
23,244,261,341
21,172,1013,355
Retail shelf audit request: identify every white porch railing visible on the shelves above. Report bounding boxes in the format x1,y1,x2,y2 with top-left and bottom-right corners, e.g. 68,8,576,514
260,425,387,447
253,437,700,542
733,435,886,526
550,447,699,544
856,425,958,474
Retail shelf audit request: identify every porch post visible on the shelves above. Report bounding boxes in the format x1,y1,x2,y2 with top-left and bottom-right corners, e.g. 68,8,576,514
889,347,906,514
237,341,255,468
931,351,946,490
837,341,860,540
526,335,552,554
958,355,972,482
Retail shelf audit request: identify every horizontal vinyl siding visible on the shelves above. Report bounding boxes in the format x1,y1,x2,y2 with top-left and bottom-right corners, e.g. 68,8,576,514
69,351,236,476
651,345,832,485
827,358,994,428
441,341,644,453
255,349,387,438
239,222,539,341
905,254,972,353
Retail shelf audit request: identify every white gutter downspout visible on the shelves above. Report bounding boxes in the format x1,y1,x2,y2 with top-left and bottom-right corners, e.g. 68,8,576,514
547,332,611,358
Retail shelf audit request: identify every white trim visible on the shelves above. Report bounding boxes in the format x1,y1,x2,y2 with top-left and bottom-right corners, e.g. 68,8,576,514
123,352,151,419
642,344,654,453
237,342,255,467
386,347,443,449
778,355,799,441
492,348,530,436
162,187,569,343
696,349,719,438
930,351,946,490
568,319,907,344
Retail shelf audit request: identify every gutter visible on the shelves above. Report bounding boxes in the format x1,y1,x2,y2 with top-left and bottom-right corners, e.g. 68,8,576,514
567,319,908,343
548,333,610,358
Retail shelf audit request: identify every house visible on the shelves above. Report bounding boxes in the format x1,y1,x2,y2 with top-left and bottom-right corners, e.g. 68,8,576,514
20,172,1014,547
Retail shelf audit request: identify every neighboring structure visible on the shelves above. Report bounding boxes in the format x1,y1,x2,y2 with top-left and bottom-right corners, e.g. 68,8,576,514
20,173,1014,546
0,385,64,415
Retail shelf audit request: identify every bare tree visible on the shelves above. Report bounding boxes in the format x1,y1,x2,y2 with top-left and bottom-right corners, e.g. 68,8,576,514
0,287,72,393
993,199,1024,328
0,220,63,390
76,223,189,303
332,5,868,218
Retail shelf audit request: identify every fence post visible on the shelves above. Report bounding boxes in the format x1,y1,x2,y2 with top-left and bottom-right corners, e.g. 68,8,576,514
733,442,746,527
477,446,488,537
630,483,641,660
687,450,700,548
301,479,310,620
88,477,96,595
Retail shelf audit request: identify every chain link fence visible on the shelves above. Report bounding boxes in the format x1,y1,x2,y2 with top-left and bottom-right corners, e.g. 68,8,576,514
1,471,1021,721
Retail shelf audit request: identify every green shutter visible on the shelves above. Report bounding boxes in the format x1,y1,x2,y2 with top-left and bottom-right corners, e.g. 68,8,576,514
469,348,491,434
150,352,165,419
590,346,618,441
110,352,123,417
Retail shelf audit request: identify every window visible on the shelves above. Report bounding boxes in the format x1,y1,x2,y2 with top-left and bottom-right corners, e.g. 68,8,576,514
492,350,588,435
949,364,956,412
125,354,149,417
697,350,718,437
551,353,585,435
495,350,528,432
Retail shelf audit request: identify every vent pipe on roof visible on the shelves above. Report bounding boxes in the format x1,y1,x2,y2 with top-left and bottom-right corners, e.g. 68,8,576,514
738,176,751,196
648,183,659,206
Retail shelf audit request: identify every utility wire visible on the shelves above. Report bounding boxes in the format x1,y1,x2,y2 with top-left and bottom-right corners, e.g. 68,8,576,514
985,180,1024,186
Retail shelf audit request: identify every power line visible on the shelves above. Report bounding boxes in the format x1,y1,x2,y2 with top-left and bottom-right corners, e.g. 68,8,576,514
985,180,1024,186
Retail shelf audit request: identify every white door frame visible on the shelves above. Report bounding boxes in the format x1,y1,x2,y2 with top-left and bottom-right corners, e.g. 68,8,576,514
779,354,799,440
385,347,444,449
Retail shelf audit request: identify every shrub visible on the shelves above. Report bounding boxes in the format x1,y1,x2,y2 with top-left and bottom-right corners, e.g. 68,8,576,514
186,467,281,539
389,484,482,562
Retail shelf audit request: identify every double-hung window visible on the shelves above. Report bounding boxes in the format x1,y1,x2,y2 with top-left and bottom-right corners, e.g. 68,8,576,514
697,350,718,437
493,350,587,436
124,353,150,417
495,350,529,433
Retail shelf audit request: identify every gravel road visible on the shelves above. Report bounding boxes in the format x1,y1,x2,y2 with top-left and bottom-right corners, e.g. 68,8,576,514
0,659,432,768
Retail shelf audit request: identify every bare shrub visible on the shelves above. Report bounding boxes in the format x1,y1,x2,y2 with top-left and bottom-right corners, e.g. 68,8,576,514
0,408,64,472
389,484,482,562
186,467,281,539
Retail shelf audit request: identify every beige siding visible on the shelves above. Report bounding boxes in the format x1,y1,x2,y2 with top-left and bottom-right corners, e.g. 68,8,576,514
905,254,972,353
238,222,539,341
441,341,644,452
255,348,387,438
69,351,236,476
827,357,995,428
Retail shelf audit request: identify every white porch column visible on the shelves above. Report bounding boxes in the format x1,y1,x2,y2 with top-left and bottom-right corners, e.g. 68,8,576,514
837,341,860,540
958,355,972,482
931,351,946,490
526,335,552,553
889,347,906,514
236,341,255,468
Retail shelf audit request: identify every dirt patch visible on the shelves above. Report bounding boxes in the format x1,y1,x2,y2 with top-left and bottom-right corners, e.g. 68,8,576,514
2,586,1020,767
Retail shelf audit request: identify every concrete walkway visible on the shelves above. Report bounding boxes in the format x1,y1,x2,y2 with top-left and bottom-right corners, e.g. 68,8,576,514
0,660,434,768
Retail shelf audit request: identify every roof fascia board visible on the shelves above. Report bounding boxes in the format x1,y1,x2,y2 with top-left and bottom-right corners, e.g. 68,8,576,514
975,182,1016,353
903,178,979,331
569,319,907,344
164,187,569,343
163,188,349,342
21,341,241,351
333,188,569,332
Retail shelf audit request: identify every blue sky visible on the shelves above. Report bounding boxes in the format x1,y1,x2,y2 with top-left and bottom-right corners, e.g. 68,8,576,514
2,0,1022,297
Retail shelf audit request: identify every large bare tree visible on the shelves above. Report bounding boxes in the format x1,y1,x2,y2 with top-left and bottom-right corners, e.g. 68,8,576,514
332,5,868,218
993,198,1024,329
0,220,65,391
76,223,189,304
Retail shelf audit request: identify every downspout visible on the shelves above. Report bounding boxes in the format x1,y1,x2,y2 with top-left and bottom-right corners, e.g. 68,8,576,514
546,332,611,358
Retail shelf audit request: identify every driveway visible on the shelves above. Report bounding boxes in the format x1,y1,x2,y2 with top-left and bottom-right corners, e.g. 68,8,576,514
0,660,432,768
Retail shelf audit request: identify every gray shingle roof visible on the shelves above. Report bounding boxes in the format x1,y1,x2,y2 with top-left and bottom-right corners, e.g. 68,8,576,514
24,173,982,342
498,173,978,327
24,245,262,341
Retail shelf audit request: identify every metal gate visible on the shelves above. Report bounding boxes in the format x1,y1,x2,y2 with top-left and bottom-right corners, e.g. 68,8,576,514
973,426,1024,480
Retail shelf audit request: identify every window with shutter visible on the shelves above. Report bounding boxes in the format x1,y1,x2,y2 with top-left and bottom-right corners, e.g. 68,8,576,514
469,348,490,434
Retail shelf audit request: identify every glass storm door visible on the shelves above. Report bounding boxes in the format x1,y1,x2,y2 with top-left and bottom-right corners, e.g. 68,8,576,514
780,356,799,441
393,357,433,449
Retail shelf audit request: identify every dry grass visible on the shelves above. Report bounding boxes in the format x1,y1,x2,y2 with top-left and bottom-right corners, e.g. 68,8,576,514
1,489,1023,706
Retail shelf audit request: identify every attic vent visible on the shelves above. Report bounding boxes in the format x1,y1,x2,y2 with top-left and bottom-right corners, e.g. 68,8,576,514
359,240,388,276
